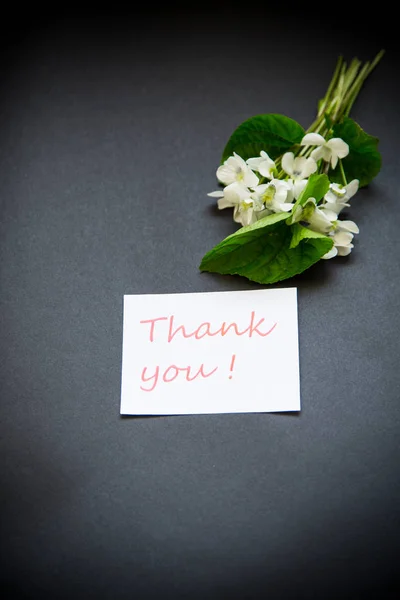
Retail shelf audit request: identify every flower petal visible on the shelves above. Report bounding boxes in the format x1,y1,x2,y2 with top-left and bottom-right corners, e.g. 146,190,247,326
243,169,260,188
301,157,318,178
337,245,353,256
252,195,264,211
346,179,359,199
258,160,275,179
217,197,234,210
281,152,295,176
274,188,288,203
246,157,263,171
323,198,350,216
216,164,235,185
310,147,324,162
339,220,359,234
320,208,338,221
278,202,294,212
252,184,268,195
309,209,334,234
233,152,247,169
324,190,337,204
301,133,325,146
293,179,307,200
224,156,241,170
333,231,354,246
240,207,256,227
330,153,339,169
322,246,338,260
276,180,292,191
321,146,332,162
233,206,243,224
224,182,251,203
326,138,349,159
285,181,295,203
207,190,224,197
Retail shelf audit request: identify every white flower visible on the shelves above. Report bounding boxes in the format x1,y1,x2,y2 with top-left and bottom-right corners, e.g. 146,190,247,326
282,153,318,180
252,179,294,215
282,152,317,198
291,193,360,258
322,231,355,259
296,198,337,234
246,151,276,179
208,182,260,227
323,179,359,214
291,198,359,259
321,217,359,259
333,231,356,256
216,152,259,187
234,200,258,226
301,133,349,169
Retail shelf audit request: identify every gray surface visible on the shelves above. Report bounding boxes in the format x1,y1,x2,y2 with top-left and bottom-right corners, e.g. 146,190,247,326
1,11,399,599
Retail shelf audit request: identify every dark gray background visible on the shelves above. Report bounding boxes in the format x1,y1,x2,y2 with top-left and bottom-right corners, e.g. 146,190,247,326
1,7,399,599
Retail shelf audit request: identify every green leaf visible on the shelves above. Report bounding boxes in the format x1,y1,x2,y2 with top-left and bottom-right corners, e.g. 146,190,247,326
330,117,381,187
221,114,305,163
290,223,331,249
296,173,330,207
199,214,333,285
221,211,290,236
287,174,331,225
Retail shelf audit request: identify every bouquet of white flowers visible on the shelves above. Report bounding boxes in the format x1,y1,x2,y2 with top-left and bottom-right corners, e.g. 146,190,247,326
200,52,384,284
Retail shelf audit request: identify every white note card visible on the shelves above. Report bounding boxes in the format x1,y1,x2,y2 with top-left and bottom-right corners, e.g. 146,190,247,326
120,288,300,415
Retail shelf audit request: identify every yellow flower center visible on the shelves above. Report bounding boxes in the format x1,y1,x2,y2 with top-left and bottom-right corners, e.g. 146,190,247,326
236,167,244,181
261,185,276,205
240,200,253,211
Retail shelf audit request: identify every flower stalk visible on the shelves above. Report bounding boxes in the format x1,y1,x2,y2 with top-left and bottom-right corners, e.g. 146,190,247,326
303,50,384,148
274,51,383,175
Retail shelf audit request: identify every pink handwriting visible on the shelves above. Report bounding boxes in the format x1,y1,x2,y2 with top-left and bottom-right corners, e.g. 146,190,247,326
140,363,219,392
140,312,277,343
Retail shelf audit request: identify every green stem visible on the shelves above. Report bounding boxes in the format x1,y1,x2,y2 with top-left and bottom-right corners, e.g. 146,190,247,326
344,51,385,117
340,61,370,119
317,55,343,118
339,160,347,185
276,50,384,181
